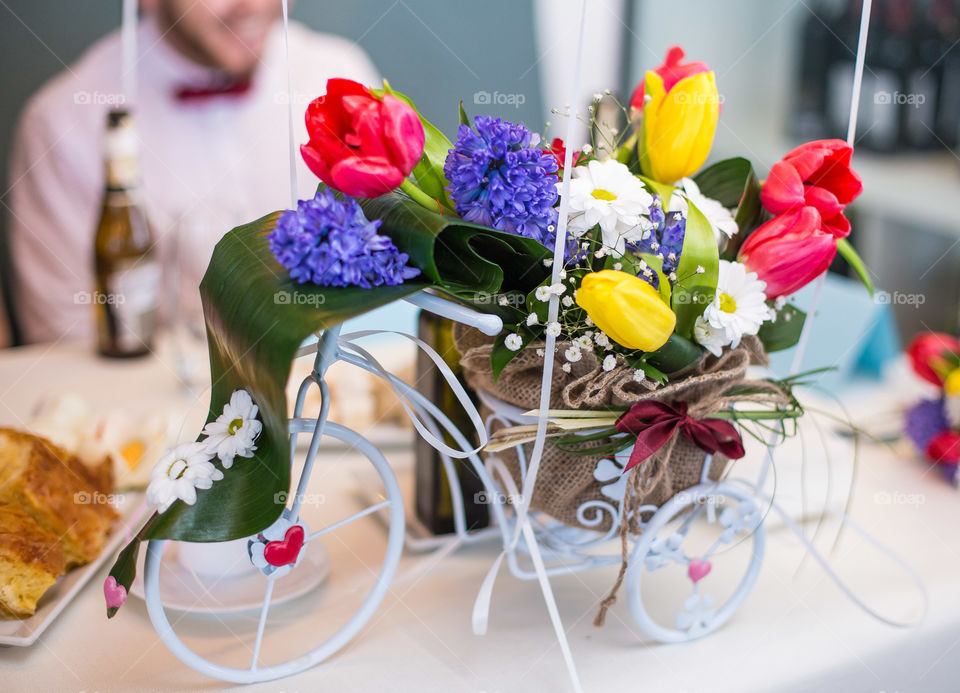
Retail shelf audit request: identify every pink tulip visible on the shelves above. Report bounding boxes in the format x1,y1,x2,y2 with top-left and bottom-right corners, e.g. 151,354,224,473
738,207,837,299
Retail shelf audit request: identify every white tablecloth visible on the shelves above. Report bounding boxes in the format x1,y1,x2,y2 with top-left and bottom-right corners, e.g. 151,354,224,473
1,340,957,692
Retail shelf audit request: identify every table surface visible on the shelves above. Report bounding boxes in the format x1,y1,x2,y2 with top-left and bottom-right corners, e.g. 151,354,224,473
1,339,958,693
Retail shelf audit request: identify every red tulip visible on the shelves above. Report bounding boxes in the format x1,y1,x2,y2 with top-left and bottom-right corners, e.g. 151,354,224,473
905,332,960,386
300,78,425,198
761,139,863,238
628,46,710,114
926,430,960,465
548,138,581,174
738,206,836,299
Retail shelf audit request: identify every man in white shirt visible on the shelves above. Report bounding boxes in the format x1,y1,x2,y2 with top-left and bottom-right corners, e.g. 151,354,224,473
7,0,378,344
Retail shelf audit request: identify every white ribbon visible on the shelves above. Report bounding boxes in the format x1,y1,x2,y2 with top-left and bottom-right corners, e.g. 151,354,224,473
296,329,489,459
728,477,928,627
280,0,298,208
470,2,588,691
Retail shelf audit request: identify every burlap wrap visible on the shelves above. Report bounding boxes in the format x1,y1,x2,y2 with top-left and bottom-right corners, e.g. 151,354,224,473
454,324,781,534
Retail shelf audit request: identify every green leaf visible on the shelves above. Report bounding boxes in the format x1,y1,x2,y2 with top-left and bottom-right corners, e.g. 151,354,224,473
637,253,671,305
670,199,719,337
645,333,704,374
693,157,762,260
757,301,807,352
491,324,537,380
459,100,470,126
359,191,552,297
693,157,754,208
637,174,674,202
836,237,874,296
376,83,454,210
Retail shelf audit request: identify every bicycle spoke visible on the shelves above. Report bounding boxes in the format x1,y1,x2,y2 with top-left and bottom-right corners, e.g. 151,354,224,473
250,575,277,672
306,500,390,542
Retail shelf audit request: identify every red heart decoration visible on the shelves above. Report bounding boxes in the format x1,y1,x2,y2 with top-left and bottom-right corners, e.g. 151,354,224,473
263,525,305,567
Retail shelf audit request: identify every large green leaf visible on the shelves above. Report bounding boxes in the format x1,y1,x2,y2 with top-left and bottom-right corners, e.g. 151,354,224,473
147,213,425,544
671,200,720,338
694,157,762,260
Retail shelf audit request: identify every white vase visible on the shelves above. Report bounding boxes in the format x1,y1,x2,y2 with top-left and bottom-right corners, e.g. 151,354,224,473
177,537,256,579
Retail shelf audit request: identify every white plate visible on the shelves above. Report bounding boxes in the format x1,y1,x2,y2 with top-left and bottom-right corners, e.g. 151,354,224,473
129,540,329,615
0,493,148,647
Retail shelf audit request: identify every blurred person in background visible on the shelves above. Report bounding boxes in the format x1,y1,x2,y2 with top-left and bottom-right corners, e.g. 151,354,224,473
0,281,9,347
7,0,378,344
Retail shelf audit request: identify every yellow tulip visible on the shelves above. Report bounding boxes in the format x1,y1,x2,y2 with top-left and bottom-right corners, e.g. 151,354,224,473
576,270,676,352
945,369,960,396
640,70,719,184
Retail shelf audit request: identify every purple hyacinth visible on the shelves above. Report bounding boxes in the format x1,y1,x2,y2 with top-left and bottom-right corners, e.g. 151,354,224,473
268,189,420,289
444,116,562,251
632,194,685,281
904,398,949,451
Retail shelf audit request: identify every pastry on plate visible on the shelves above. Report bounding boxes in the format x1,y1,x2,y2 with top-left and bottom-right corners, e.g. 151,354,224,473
0,428,117,567
0,504,66,617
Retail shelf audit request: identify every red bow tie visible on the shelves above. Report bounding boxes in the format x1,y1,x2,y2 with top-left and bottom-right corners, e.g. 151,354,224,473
174,77,253,103
614,400,745,473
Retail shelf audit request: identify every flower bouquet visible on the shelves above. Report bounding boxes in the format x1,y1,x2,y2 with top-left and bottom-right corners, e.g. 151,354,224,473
904,332,960,484
105,46,872,615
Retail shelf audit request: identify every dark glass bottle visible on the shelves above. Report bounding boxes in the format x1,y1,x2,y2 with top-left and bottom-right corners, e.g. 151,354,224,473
414,312,490,535
906,0,943,149
93,109,160,358
934,0,960,149
793,1,834,140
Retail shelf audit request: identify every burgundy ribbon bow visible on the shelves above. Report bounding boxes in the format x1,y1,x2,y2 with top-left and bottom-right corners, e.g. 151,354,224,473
614,400,745,473
174,77,253,103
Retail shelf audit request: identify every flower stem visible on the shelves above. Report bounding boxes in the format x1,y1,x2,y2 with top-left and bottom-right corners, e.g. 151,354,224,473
400,178,442,214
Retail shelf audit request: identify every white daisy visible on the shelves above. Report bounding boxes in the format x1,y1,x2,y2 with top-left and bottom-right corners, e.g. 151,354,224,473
700,260,774,351
602,354,617,372
147,442,222,513
563,159,654,257
670,178,738,246
504,333,523,351
693,315,728,358
202,389,263,468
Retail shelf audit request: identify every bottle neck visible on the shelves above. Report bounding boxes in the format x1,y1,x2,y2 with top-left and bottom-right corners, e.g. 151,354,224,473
105,156,140,192
104,113,141,192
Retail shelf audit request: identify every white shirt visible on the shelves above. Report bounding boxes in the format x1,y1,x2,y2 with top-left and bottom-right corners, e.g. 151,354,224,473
7,16,379,344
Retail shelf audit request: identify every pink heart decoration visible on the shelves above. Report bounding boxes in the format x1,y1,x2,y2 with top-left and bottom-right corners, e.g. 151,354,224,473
103,576,127,609
687,558,712,584
263,525,305,567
